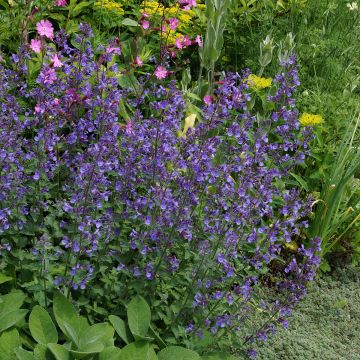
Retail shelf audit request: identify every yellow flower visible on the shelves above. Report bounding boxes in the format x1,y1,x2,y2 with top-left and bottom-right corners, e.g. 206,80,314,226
247,74,272,90
95,0,124,15
299,113,324,126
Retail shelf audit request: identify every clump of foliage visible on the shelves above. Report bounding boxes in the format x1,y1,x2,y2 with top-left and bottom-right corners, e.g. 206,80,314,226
0,20,320,357
256,265,360,359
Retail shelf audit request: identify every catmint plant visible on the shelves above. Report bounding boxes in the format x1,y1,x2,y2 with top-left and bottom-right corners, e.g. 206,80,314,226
0,24,320,357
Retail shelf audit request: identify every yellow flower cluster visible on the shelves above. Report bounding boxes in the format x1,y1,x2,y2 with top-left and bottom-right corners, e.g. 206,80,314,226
140,1,205,32
95,0,125,15
247,74,272,90
299,113,324,126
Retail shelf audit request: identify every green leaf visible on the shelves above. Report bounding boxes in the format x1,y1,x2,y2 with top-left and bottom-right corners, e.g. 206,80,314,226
29,306,58,345
127,296,151,337
0,291,26,314
78,323,114,351
98,346,122,360
157,346,200,360
109,315,133,344
72,1,91,16
34,344,55,360
0,274,12,284
52,292,81,345
119,341,155,360
289,172,309,192
148,325,166,349
15,347,36,360
0,309,28,333
48,344,72,360
121,18,140,27
201,352,237,360
69,344,104,358
0,328,21,359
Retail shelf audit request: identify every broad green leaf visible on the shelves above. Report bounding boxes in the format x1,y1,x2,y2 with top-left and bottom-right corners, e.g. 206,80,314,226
34,344,54,360
0,274,12,284
127,296,151,337
109,315,133,344
78,323,114,351
201,352,237,360
0,309,28,333
53,293,81,344
98,346,122,360
15,347,36,360
0,328,21,360
48,344,72,360
69,344,104,358
62,322,80,347
0,292,26,314
122,18,140,27
29,306,58,345
119,341,155,360
157,346,200,360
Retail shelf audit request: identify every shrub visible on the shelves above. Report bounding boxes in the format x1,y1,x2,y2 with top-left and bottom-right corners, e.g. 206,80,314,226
0,24,320,356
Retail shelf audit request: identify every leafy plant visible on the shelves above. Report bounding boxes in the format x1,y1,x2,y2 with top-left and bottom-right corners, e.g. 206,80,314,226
0,291,236,359
310,113,360,270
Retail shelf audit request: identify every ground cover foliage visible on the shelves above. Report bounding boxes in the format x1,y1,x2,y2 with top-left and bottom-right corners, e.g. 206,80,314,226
257,265,360,359
0,0,359,358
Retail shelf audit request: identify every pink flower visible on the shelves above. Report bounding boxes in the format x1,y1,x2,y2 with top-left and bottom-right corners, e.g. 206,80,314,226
168,18,179,31
203,95,212,105
39,67,57,85
140,19,150,30
126,121,134,134
195,35,202,47
154,66,168,80
53,98,60,107
56,0,66,6
141,12,149,18
183,35,192,47
179,0,196,10
106,46,121,55
36,20,54,40
175,35,192,49
175,35,185,49
51,54,63,68
135,56,143,67
30,39,42,53
34,104,44,114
